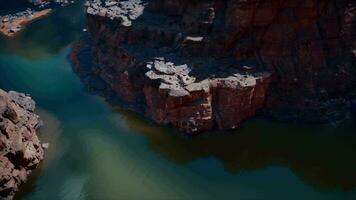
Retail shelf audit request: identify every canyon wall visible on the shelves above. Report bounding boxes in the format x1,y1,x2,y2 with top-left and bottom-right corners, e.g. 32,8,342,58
72,0,356,133
0,90,44,200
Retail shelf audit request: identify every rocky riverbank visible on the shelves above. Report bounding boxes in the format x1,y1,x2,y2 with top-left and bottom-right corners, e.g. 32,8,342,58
0,8,51,37
71,0,356,134
0,89,44,200
0,0,74,37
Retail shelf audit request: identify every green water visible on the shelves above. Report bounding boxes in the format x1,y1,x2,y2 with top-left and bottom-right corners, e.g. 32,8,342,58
1,1,356,200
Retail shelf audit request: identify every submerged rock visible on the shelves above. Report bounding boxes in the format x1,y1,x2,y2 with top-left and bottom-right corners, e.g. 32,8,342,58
0,89,44,200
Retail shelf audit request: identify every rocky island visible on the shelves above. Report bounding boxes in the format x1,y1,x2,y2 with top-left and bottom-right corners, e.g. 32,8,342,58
0,89,44,200
71,0,356,134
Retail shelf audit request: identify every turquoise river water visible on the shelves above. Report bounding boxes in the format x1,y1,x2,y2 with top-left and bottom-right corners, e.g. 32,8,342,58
0,1,356,200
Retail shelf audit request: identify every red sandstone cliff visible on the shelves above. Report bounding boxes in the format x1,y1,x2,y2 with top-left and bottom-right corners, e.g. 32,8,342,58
71,0,356,133
0,90,44,200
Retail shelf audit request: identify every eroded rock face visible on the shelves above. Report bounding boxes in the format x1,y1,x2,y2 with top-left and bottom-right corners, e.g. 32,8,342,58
0,89,44,200
144,58,271,132
71,0,273,133
71,0,356,133
223,0,356,121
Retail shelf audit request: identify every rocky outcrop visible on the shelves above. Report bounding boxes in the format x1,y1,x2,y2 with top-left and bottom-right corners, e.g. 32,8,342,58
0,89,44,200
72,0,272,133
143,59,270,132
72,0,356,133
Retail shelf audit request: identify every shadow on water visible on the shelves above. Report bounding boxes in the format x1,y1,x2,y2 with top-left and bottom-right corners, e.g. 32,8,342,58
72,30,356,194
112,107,356,192
14,109,63,200
14,163,45,200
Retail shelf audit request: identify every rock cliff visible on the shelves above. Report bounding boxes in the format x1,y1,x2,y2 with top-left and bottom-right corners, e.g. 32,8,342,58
0,89,44,200
71,0,356,133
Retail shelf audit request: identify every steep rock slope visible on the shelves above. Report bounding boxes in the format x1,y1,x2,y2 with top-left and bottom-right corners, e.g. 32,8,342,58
0,90,44,200
72,0,356,133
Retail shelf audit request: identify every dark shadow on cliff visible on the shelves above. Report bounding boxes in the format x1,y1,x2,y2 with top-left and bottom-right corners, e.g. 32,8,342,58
112,106,356,192
13,163,45,200
13,109,63,200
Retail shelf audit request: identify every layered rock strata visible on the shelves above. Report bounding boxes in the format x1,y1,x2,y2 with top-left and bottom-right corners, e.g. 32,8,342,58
144,58,271,132
72,0,356,133
0,90,44,200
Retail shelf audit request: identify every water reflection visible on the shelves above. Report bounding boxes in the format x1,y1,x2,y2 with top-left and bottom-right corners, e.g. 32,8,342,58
112,107,356,192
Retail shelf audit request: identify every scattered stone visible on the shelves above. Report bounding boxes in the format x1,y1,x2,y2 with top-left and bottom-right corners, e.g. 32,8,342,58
42,143,50,149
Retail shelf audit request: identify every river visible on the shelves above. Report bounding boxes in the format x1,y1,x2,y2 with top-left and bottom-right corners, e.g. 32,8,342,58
0,1,356,200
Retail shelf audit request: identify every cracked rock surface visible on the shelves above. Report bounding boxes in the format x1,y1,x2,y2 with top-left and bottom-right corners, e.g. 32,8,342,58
0,89,44,200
